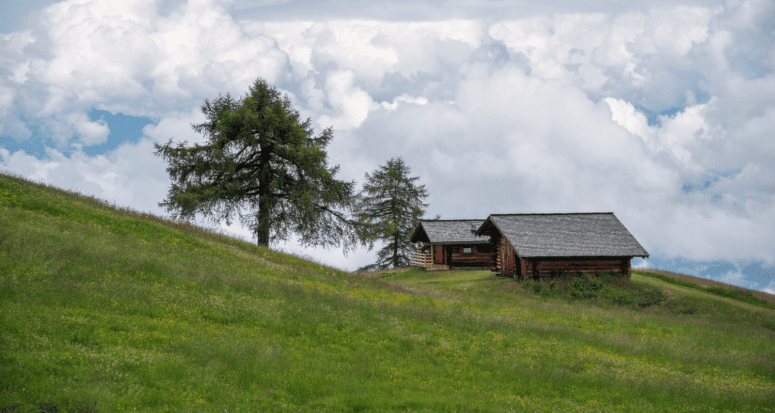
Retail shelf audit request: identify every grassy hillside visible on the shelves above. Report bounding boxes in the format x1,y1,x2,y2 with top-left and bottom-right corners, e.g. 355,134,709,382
1,172,774,412
638,269,775,307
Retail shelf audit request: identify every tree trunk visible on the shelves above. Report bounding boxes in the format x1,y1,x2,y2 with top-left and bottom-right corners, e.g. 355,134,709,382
256,145,272,247
256,222,269,246
393,230,398,268
392,173,398,268
256,195,271,246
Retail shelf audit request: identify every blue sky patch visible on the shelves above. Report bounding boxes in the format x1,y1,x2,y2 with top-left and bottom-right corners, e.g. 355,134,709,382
82,110,155,156
0,110,155,159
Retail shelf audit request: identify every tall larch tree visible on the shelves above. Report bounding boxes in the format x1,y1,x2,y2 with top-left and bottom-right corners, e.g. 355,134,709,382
357,157,429,270
154,78,365,252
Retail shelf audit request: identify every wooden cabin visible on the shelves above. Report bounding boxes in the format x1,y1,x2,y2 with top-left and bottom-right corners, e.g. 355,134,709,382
475,213,649,279
410,219,491,271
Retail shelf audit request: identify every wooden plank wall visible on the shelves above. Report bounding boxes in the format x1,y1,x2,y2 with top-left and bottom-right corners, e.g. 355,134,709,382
505,240,516,276
495,236,517,276
449,244,491,267
525,257,630,279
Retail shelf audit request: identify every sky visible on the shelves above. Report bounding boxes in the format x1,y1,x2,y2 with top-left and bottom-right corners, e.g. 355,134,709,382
1,0,774,292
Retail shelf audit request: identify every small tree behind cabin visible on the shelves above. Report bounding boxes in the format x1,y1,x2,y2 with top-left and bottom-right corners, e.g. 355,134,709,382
154,78,365,252
357,157,429,271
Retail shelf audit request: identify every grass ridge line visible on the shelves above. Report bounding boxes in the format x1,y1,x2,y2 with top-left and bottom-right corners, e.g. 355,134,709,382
0,169,350,275
639,269,775,306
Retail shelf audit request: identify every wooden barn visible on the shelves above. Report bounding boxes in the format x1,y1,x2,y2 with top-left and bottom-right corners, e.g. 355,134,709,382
410,219,491,271
475,213,649,278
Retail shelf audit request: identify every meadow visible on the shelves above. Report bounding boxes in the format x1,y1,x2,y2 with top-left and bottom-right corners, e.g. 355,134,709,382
1,172,774,412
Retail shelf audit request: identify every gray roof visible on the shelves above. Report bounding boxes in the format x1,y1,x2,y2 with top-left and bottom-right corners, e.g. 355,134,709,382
476,213,649,258
411,219,490,245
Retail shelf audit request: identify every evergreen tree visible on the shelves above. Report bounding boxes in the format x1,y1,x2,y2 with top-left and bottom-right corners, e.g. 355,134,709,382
154,78,364,251
357,157,429,270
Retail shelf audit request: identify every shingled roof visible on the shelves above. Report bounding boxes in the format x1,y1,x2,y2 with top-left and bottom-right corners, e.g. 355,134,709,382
410,219,490,245
475,213,649,258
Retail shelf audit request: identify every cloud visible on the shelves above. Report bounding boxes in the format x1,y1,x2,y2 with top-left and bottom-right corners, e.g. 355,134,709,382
141,106,207,145
716,270,756,289
316,70,374,130
67,112,110,146
232,0,291,10
605,97,714,174
352,61,674,215
764,280,775,296
0,0,292,147
229,0,721,22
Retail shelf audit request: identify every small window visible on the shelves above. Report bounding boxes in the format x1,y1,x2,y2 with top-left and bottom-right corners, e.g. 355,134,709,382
463,247,472,254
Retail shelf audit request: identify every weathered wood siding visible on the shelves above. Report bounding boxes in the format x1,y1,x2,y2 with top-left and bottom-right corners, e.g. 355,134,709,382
524,257,631,279
449,244,490,267
494,235,518,276
430,244,491,267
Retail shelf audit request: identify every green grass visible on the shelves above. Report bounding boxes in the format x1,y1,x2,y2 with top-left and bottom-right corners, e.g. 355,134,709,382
1,172,775,412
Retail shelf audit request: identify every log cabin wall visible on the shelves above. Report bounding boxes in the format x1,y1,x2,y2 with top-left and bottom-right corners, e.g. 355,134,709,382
525,257,631,279
518,258,528,279
506,240,517,277
497,236,517,277
490,232,500,272
498,243,504,273
448,244,491,267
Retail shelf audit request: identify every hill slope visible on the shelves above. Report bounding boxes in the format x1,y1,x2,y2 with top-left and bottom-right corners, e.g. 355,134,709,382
1,172,774,412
